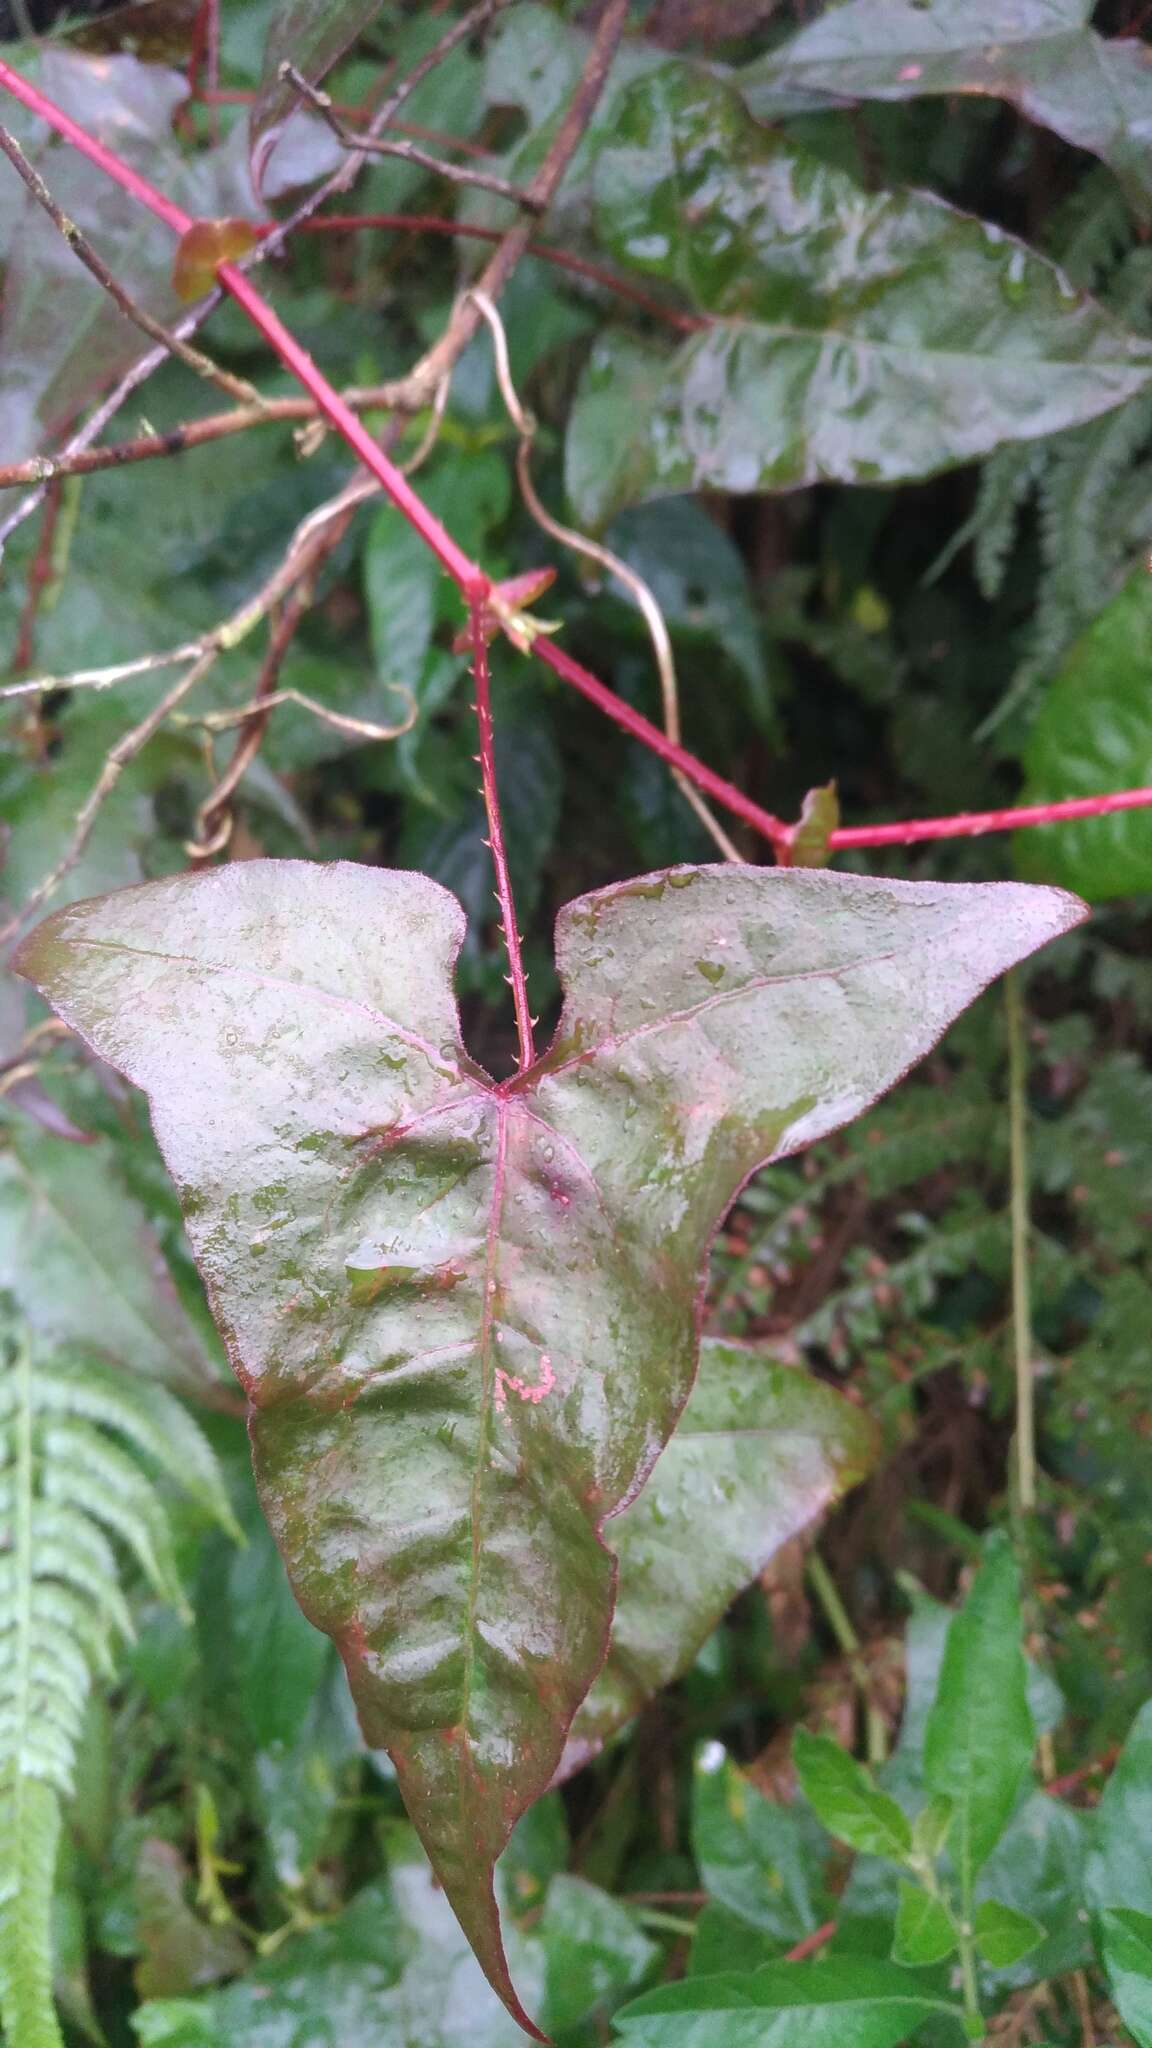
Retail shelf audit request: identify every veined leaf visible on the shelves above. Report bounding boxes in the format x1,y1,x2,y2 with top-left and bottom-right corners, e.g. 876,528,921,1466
613,1957,964,2047
793,1729,911,1863
741,0,1152,227
891,1882,955,1968
566,67,1152,525
15,858,1081,2033
923,1535,1035,1894
561,1339,880,1778
1088,1698,1152,2044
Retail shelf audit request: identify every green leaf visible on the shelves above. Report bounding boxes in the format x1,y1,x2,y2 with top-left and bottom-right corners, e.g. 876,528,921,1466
562,1340,880,1776
15,859,1081,2031
891,1881,955,1968
910,1795,954,1864
226,1495,330,1751
250,0,382,194
566,67,1152,525
922,1536,1035,1891
972,1898,1045,1969
692,1745,829,1948
741,0,1152,228
1019,566,1152,901
1098,1909,1152,2048
613,1957,964,2047
1089,1697,1152,2043
538,1876,657,2036
792,1730,911,1863
976,1793,1089,1987
0,1123,224,1404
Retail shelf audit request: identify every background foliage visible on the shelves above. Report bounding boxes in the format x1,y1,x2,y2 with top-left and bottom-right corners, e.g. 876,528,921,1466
1,0,1152,2043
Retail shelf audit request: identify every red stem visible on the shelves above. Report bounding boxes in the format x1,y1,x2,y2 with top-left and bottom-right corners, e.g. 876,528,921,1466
784,1920,837,1961
469,600,535,1074
2,54,1149,866
535,638,790,849
829,786,1152,848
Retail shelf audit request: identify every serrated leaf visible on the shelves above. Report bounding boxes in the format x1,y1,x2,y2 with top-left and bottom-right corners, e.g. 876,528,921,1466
566,67,1152,525
1019,566,1152,901
741,0,1152,227
923,1535,1035,1891
14,858,1081,2031
891,1881,955,1968
793,1729,912,1862
561,1340,879,1777
614,1957,964,2047
972,1898,1045,1968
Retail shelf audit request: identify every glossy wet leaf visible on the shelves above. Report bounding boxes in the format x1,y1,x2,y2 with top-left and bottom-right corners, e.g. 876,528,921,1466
891,1882,954,1968
612,1957,964,2047
250,0,384,195
566,67,1152,525
692,1745,830,1949
923,1536,1035,1888
15,858,1080,2032
1019,566,1152,901
561,1340,880,1778
0,1120,223,1403
792,1730,911,1863
741,0,1152,227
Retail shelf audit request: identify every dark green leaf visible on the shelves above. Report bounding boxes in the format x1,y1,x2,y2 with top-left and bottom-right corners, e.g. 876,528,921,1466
613,1957,964,2047
0,1122,223,1402
538,1876,656,2036
793,1730,911,1863
563,1341,880,1776
692,1745,830,1948
16,859,1080,2030
976,1793,1089,1988
227,1496,330,1751
922,1535,1035,1888
566,68,1152,524
972,1898,1044,1969
742,0,1152,227
891,1882,955,1968
1098,1909,1152,2048
1019,567,1152,901
1089,1698,1152,2043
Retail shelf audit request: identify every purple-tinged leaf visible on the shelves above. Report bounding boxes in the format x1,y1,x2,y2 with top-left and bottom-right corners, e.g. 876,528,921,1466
14,858,1083,2034
559,1339,879,1780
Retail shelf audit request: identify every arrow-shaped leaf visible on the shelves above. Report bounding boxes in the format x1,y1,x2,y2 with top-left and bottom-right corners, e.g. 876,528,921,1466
14,859,1082,2035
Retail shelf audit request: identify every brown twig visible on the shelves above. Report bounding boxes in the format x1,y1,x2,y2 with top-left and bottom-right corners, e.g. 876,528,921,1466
279,62,543,212
396,0,632,411
0,123,261,408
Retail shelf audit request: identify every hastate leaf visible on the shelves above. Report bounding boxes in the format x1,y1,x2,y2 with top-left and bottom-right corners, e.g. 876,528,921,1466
14,858,1082,2034
566,66,1152,525
741,0,1152,227
560,1339,879,1779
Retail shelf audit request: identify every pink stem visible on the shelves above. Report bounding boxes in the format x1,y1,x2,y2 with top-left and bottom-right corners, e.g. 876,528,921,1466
2,55,1149,868
468,598,535,1074
829,785,1152,848
217,266,482,587
535,638,791,849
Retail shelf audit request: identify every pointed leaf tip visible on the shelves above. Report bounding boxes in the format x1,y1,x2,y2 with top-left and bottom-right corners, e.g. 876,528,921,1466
12,859,1085,2032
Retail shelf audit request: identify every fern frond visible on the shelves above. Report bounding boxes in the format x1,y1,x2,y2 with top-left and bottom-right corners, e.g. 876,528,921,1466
0,1334,235,2048
970,442,1049,602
